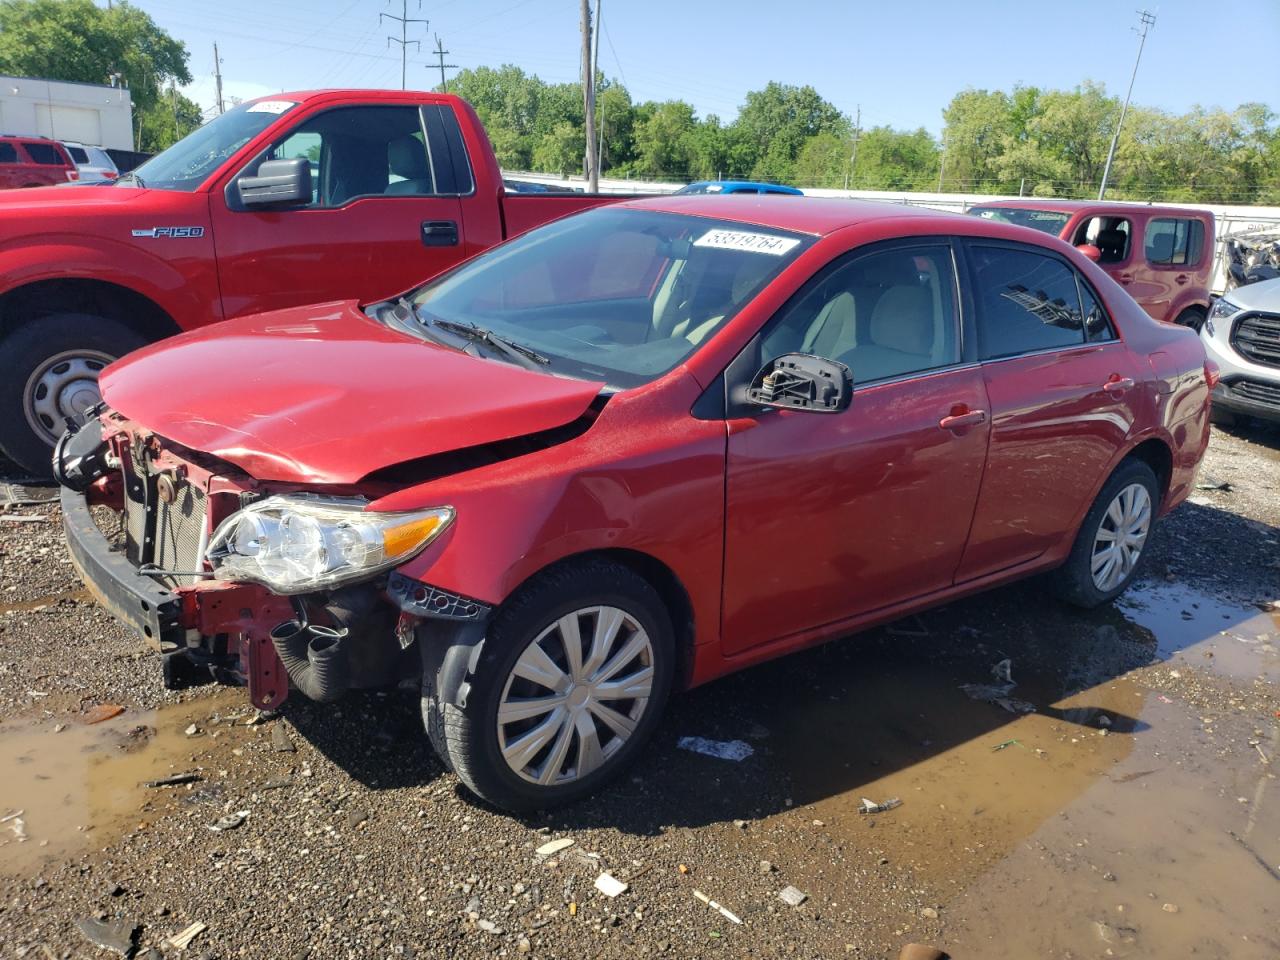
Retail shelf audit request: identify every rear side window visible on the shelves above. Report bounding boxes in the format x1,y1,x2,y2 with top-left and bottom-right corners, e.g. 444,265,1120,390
24,143,64,165
1145,217,1204,266
1077,279,1115,342
0,142,17,163
971,246,1086,359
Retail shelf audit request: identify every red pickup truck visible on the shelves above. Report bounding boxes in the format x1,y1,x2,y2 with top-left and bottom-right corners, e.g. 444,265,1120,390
0,90,620,476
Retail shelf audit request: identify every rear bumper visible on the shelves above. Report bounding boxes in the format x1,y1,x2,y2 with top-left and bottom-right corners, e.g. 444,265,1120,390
61,485,185,650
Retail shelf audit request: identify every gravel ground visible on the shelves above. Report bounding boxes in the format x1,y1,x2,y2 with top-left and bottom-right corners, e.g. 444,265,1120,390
1,421,1277,960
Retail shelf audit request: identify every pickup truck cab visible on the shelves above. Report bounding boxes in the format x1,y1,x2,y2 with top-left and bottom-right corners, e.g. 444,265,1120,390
968,200,1214,330
0,90,620,476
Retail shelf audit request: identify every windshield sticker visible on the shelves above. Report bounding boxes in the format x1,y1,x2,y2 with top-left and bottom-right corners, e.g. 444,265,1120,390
694,229,800,256
246,100,296,114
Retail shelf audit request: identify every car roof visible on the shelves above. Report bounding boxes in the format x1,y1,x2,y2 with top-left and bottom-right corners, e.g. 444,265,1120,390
974,198,1207,218
616,195,978,237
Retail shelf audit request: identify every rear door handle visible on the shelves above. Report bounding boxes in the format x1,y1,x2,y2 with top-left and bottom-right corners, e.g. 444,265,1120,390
939,409,987,432
1103,376,1135,394
421,220,459,247
1116,273,1134,284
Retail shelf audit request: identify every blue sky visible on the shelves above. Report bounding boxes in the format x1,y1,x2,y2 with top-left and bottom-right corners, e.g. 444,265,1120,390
132,0,1279,134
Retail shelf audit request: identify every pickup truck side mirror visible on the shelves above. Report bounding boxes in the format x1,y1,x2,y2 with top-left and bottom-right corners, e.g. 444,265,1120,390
1075,243,1102,263
238,157,312,208
747,353,851,413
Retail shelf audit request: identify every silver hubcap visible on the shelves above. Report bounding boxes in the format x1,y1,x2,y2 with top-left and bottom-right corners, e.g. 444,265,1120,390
1091,482,1151,592
24,350,113,444
497,605,654,786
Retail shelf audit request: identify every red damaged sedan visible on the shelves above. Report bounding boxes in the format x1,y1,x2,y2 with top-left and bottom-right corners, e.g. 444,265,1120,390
57,197,1211,811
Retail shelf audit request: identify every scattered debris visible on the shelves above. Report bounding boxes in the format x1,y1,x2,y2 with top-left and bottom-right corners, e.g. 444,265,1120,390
75,917,138,956
959,659,1036,713
1255,744,1270,764
82,704,125,724
594,873,628,898
144,773,202,788
991,739,1025,752
898,946,949,960
164,921,207,950
859,797,902,815
261,776,293,790
778,885,808,907
694,890,742,924
732,818,748,829
0,513,48,523
184,723,201,737
678,864,690,875
207,811,248,832
758,860,775,874
477,919,502,934
2,810,28,842
346,809,369,829
676,737,754,761
271,723,296,753
1162,903,1180,914
1196,476,1231,491
535,837,575,857
920,906,939,919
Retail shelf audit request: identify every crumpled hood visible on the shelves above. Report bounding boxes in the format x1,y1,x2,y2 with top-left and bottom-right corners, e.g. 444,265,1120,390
99,301,605,484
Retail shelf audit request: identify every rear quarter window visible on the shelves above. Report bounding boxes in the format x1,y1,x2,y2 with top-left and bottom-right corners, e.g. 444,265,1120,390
0,142,17,163
66,146,89,164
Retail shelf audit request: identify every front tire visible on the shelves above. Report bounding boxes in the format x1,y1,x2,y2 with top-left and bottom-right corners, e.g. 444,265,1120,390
430,560,675,812
0,314,146,477
1053,458,1159,609
1174,306,1206,331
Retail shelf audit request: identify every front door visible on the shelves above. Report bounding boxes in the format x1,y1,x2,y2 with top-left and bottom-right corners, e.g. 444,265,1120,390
721,241,990,656
955,241,1140,581
210,103,466,319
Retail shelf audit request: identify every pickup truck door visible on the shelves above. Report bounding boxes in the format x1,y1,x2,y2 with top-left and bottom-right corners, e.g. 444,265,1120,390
209,103,470,319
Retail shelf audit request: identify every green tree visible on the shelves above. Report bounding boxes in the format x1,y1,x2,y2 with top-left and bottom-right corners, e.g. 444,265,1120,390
732,82,849,183
531,120,584,177
940,89,1013,191
632,100,699,178
136,91,203,155
852,127,941,190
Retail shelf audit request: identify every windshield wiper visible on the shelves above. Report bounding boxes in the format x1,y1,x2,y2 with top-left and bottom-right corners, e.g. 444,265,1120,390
427,317,551,371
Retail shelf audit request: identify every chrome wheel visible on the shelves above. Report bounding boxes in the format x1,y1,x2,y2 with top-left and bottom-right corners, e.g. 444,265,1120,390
23,350,112,445
1091,482,1151,592
496,605,654,786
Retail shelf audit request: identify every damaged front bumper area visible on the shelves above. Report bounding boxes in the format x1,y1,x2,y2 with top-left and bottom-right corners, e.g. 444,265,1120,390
58,412,490,711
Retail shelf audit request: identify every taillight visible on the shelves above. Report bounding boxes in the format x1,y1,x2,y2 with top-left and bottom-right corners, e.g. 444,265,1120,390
65,169,78,181
102,170,118,180
1204,359,1220,390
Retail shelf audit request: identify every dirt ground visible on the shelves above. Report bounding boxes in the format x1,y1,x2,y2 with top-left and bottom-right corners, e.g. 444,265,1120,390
1,421,1277,960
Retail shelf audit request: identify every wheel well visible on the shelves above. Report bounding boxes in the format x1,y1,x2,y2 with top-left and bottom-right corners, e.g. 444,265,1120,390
518,548,698,689
0,279,178,344
1126,438,1173,505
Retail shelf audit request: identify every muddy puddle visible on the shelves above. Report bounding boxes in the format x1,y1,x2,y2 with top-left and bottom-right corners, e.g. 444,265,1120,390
0,689,242,876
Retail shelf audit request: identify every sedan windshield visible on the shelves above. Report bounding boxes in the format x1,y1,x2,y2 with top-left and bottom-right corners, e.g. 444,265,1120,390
122,99,298,192
968,206,1071,236
407,208,813,387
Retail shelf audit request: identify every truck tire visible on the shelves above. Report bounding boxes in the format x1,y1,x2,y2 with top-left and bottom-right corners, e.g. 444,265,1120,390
1052,458,1159,609
430,560,675,812
0,313,146,478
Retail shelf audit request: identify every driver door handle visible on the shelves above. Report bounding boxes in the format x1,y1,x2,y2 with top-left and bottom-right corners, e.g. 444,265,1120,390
1175,273,1190,285
1103,376,1135,394
1116,273,1134,284
939,409,987,433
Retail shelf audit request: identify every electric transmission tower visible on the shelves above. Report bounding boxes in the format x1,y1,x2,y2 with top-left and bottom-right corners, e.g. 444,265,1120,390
382,0,427,90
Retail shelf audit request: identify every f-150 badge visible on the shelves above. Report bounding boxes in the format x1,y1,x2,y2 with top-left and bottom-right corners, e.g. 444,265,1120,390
131,226,205,238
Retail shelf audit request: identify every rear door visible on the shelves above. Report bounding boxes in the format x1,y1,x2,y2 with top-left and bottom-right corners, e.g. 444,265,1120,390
210,102,469,319
955,241,1139,581
1139,215,1208,321
720,240,990,656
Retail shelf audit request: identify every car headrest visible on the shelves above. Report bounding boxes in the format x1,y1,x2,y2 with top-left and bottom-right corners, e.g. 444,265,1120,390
388,138,428,180
870,286,933,355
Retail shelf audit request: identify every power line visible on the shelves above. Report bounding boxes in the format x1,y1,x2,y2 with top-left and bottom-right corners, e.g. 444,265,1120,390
381,0,427,91
430,34,457,92
1098,9,1156,200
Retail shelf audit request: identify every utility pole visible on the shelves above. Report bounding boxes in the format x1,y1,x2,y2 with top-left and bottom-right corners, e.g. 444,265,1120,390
1098,9,1155,200
213,42,224,115
845,104,860,191
592,0,603,177
937,137,947,193
580,0,598,191
430,35,456,92
382,0,427,91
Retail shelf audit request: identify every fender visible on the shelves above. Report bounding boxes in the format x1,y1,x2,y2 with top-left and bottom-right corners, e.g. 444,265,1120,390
0,233,221,330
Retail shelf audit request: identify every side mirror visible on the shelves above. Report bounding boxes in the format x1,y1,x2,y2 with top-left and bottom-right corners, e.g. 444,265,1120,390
238,157,312,207
1075,243,1102,263
747,353,851,413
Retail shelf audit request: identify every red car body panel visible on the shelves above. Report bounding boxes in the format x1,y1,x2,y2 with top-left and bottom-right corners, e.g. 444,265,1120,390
73,195,1211,703
98,302,606,485
972,199,1215,324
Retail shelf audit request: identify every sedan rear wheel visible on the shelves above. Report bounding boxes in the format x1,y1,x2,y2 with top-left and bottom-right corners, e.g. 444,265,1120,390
1089,483,1152,592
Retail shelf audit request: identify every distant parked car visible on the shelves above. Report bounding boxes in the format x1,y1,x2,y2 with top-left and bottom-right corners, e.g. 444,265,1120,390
0,135,78,189
675,180,803,196
968,201,1215,329
61,141,119,182
1201,276,1280,425
504,178,551,193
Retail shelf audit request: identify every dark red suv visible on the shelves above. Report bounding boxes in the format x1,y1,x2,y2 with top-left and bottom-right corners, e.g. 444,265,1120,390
58,197,1211,812
0,136,78,189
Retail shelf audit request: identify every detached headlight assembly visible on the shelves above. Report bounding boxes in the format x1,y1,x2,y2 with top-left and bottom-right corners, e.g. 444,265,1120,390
205,495,453,594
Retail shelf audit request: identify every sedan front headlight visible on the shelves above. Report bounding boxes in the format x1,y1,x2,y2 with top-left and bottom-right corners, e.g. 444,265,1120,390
205,495,453,594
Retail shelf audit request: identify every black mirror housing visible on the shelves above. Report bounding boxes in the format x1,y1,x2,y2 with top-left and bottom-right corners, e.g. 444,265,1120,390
747,353,851,413
238,157,312,207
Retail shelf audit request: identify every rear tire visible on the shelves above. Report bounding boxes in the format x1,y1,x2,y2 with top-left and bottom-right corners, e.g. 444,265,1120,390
1053,459,1159,609
430,560,675,812
0,314,146,478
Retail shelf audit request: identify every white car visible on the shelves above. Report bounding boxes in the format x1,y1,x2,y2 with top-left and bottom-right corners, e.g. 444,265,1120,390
60,142,119,182
1201,276,1280,425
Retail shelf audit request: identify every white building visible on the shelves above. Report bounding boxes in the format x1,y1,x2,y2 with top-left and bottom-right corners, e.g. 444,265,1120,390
0,75,134,150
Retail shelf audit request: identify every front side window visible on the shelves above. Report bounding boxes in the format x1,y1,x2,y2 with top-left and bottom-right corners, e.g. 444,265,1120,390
969,206,1070,237
760,244,960,384
1145,217,1204,266
263,106,433,208
406,208,813,387
972,246,1087,359
1072,216,1131,264
1078,279,1115,342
